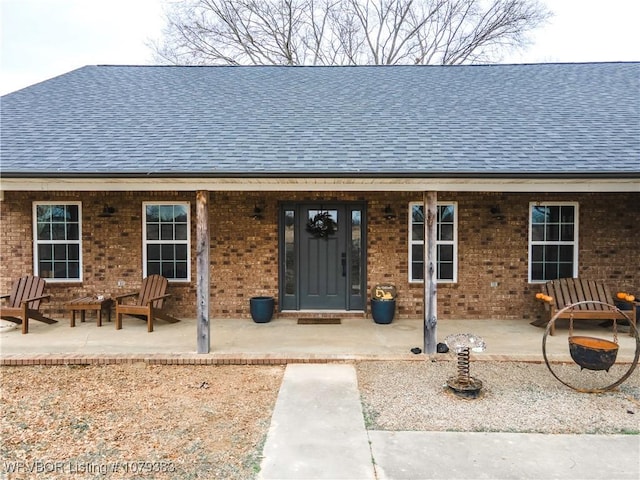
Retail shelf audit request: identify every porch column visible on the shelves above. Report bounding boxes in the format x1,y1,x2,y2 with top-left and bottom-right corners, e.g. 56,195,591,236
423,191,437,355
196,190,210,354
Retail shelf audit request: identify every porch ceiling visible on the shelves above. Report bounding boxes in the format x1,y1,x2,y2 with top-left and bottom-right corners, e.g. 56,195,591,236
2,175,638,193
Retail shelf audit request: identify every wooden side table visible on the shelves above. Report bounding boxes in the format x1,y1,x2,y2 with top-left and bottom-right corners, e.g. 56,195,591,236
66,297,114,327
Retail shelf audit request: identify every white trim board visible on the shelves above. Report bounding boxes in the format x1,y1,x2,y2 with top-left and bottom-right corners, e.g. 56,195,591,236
2,177,639,193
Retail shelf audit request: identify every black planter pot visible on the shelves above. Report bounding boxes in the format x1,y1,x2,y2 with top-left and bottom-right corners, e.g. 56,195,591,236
371,298,395,324
614,301,637,325
250,296,274,323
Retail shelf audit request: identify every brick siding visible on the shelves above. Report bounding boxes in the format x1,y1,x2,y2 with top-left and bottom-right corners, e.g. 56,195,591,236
1,191,637,324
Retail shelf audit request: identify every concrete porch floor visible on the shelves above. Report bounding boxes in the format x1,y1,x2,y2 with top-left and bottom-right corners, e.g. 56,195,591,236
1,314,637,364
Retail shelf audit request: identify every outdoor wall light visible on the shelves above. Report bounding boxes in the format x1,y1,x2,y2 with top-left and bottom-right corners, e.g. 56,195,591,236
384,205,397,220
490,206,505,220
98,205,116,217
250,205,264,220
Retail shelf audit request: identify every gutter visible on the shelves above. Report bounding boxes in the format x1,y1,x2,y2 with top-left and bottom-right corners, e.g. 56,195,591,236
2,174,639,193
2,171,640,180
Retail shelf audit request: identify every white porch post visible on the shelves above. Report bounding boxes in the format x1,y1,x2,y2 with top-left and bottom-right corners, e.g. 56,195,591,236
423,191,438,355
196,190,210,354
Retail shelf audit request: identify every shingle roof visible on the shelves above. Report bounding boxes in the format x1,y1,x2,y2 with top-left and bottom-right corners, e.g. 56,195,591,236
1,63,638,177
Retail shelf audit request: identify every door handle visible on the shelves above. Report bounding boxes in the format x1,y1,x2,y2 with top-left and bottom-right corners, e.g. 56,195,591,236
341,253,346,277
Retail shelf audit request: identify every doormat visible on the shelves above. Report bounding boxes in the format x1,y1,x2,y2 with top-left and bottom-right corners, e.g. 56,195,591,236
297,318,341,325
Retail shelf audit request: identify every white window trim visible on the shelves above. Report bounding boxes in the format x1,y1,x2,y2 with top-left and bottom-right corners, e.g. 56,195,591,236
528,201,579,283
142,201,191,282
32,201,83,282
408,201,458,284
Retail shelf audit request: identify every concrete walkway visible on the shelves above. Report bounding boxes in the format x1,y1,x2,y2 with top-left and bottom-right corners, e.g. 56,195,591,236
259,364,375,479
259,364,640,480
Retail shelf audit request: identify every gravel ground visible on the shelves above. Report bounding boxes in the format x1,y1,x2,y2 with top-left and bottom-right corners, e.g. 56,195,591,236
1,360,638,480
357,360,640,434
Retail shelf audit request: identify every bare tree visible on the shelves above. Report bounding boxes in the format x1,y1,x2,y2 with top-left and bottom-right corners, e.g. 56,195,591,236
152,0,550,65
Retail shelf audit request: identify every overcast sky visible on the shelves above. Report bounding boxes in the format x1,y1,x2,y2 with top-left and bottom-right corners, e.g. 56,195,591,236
1,0,639,95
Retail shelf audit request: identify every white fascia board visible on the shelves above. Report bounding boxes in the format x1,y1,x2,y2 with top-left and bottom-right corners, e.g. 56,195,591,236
1,176,639,192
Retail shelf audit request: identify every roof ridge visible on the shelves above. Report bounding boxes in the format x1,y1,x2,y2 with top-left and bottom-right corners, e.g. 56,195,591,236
91,61,640,69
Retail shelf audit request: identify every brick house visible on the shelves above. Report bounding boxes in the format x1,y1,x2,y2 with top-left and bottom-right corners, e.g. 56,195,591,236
1,63,638,336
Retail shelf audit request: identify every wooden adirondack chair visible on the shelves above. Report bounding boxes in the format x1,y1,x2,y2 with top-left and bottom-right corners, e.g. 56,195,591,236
114,275,180,332
533,277,636,336
0,275,57,334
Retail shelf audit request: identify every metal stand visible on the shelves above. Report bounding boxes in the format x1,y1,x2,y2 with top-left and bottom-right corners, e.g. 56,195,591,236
542,301,640,393
444,334,486,399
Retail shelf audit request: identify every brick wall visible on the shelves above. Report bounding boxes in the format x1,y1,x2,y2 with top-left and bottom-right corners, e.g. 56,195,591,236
1,190,637,323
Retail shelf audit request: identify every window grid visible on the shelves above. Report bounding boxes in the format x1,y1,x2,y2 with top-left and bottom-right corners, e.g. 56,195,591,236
33,202,82,281
143,203,190,281
409,202,457,283
529,203,578,282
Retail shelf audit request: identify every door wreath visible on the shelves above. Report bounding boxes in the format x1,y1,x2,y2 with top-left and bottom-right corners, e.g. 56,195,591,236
306,211,337,238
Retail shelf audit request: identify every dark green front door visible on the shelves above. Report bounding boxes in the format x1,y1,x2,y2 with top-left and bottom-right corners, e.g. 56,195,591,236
300,205,346,309
279,202,366,311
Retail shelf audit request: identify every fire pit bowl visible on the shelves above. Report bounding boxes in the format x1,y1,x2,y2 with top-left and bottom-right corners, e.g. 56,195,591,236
569,336,618,372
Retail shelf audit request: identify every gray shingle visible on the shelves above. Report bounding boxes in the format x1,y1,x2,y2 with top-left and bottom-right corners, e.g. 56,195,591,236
1,63,638,176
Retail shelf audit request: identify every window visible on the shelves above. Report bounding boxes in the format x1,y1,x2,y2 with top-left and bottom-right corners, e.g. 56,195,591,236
283,209,296,296
143,202,190,281
529,202,578,282
33,202,82,281
409,202,457,282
